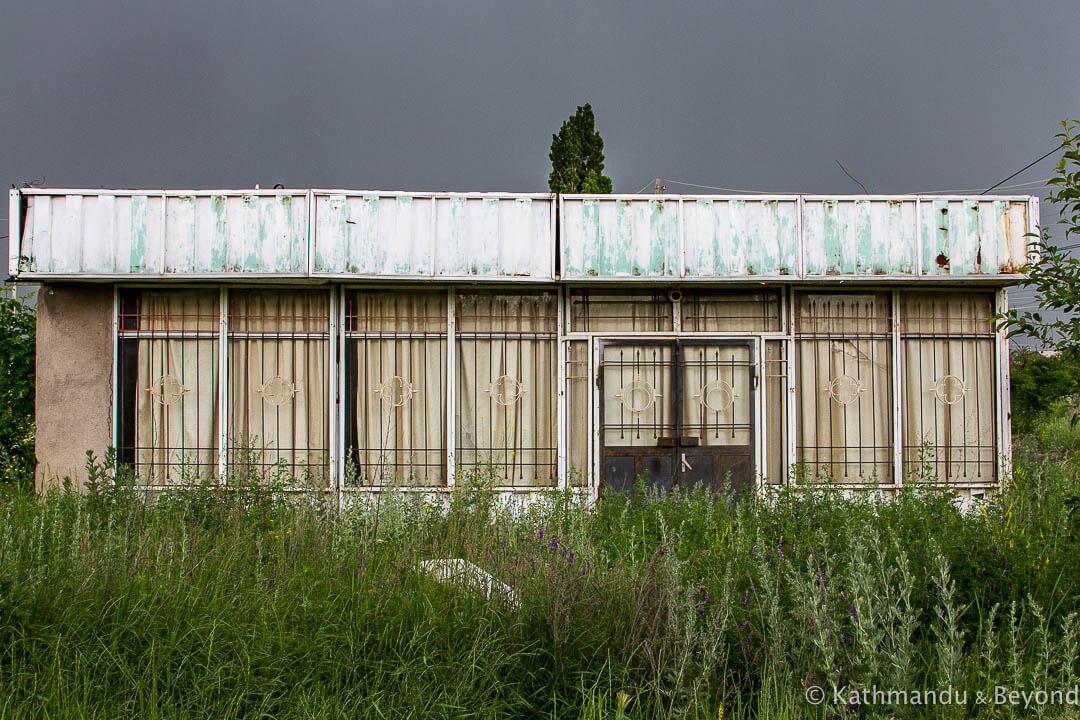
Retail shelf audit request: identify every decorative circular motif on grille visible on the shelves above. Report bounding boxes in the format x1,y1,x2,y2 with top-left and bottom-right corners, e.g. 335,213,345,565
826,375,864,406
257,376,298,406
148,374,189,406
488,374,526,406
696,380,736,412
375,376,416,407
932,374,967,405
615,376,660,414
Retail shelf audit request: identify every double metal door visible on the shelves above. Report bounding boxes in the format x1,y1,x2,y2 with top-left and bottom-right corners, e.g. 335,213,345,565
599,340,755,493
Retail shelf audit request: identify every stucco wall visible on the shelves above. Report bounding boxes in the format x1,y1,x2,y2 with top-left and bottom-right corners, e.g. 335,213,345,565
35,284,113,490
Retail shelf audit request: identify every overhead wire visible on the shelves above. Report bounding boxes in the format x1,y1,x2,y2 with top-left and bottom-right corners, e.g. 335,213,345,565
981,144,1063,195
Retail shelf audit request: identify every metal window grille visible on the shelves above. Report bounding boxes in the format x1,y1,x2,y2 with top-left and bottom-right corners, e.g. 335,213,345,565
344,290,447,487
116,289,220,485
227,289,331,487
900,292,996,484
681,289,782,332
570,289,674,332
456,292,558,486
794,293,894,483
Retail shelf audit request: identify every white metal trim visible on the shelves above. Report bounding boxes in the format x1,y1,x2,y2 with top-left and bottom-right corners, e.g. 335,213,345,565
446,287,456,488
996,288,1012,481
328,287,339,502
556,285,567,490
891,289,904,486
8,190,19,278
217,286,229,483
111,286,119,478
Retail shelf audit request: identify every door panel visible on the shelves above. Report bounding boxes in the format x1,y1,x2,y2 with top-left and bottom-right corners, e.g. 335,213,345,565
600,340,756,494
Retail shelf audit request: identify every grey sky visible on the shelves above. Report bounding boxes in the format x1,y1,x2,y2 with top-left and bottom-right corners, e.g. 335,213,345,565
1,0,1077,311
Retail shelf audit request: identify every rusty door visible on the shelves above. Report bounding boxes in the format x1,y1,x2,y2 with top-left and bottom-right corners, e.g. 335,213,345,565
599,340,755,494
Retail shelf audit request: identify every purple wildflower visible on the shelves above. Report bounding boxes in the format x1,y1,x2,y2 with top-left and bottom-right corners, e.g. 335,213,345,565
568,551,574,564
743,590,748,605
539,527,544,540
778,539,785,562
550,539,557,551
850,604,858,622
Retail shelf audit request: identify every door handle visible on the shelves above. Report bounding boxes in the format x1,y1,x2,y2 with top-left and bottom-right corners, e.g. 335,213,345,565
680,453,693,472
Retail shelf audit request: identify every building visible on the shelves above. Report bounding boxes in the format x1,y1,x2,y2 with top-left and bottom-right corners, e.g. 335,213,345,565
9,188,1037,500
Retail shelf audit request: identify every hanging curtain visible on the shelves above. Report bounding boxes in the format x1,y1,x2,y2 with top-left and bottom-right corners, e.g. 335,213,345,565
228,290,330,487
349,291,447,487
132,291,218,484
900,293,996,483
795,294,893,483
456,293,557,487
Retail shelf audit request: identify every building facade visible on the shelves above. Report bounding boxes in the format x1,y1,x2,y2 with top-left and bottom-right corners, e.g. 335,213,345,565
10,189,1037,499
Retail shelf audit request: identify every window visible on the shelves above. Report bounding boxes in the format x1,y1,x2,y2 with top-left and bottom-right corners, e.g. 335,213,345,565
566,340,589,487
764,339,787,485
227,290,330,487
456,292,557,486
900,292,996,484
345,291,447,486
117,289,219,484
570,289,673,332
795,293,893,483
681,289,781,332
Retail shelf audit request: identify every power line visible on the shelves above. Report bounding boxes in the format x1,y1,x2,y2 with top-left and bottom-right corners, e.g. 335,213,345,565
981,145,1063,195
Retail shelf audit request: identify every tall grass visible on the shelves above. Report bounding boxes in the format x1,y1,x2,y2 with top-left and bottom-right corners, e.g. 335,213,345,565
3,423,1080,718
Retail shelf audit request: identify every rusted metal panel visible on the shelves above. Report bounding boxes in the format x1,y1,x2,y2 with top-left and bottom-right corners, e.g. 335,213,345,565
311,192,554,279
682,198,799,276
560,194,1035,280
11,189,1033,282
918,199,1031,275
15,191,308,276
561,197,679,277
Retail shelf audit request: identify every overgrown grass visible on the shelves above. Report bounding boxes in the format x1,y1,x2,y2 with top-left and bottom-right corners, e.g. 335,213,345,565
3,423,1080,718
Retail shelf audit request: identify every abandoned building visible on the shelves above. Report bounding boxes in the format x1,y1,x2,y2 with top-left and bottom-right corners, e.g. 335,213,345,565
9,188,1037,499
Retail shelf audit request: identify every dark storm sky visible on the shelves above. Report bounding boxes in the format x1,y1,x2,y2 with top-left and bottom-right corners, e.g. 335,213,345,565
1,0,1077,311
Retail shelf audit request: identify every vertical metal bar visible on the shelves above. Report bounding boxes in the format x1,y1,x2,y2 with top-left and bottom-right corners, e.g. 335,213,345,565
786,286,797,485
995,287,1011,481
430,195,438,277
328,286,339,501
217,286,228,484
446,287,456,488
892,289,904,486
755,335,765,492
8,189,19,278
550,195,558,281
591,336,600,502
111,285,119,481
556,285,568,490
337,285,346,507
159,193,167,273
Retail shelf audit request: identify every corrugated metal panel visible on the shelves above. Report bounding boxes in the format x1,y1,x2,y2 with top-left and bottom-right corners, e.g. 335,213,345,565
312,192,553,278
10,189,1033,282
682,197,799,276
16,191,308,275
560,194,1035,280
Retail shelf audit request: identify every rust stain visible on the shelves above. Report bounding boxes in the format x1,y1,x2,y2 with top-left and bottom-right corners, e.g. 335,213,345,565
935,253,950,268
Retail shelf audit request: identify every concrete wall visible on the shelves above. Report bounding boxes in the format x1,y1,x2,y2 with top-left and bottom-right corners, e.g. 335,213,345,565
35,283,113,490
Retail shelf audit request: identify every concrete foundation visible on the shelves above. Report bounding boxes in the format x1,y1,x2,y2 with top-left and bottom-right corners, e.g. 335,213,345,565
35,284,113,491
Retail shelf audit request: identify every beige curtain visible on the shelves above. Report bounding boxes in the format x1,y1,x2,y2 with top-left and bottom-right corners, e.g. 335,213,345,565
135,339,218,483
570,290,673,332
796,339,893,482
456,293,557,486
601,344,676,448
349,291,447,487
795,293,893,483
681,290,781,332
900,292,996,483
132,291,219,484
681,344,752,447
764,340,786,485
355,338,446,486
227,290,330,487
566,341,589,486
